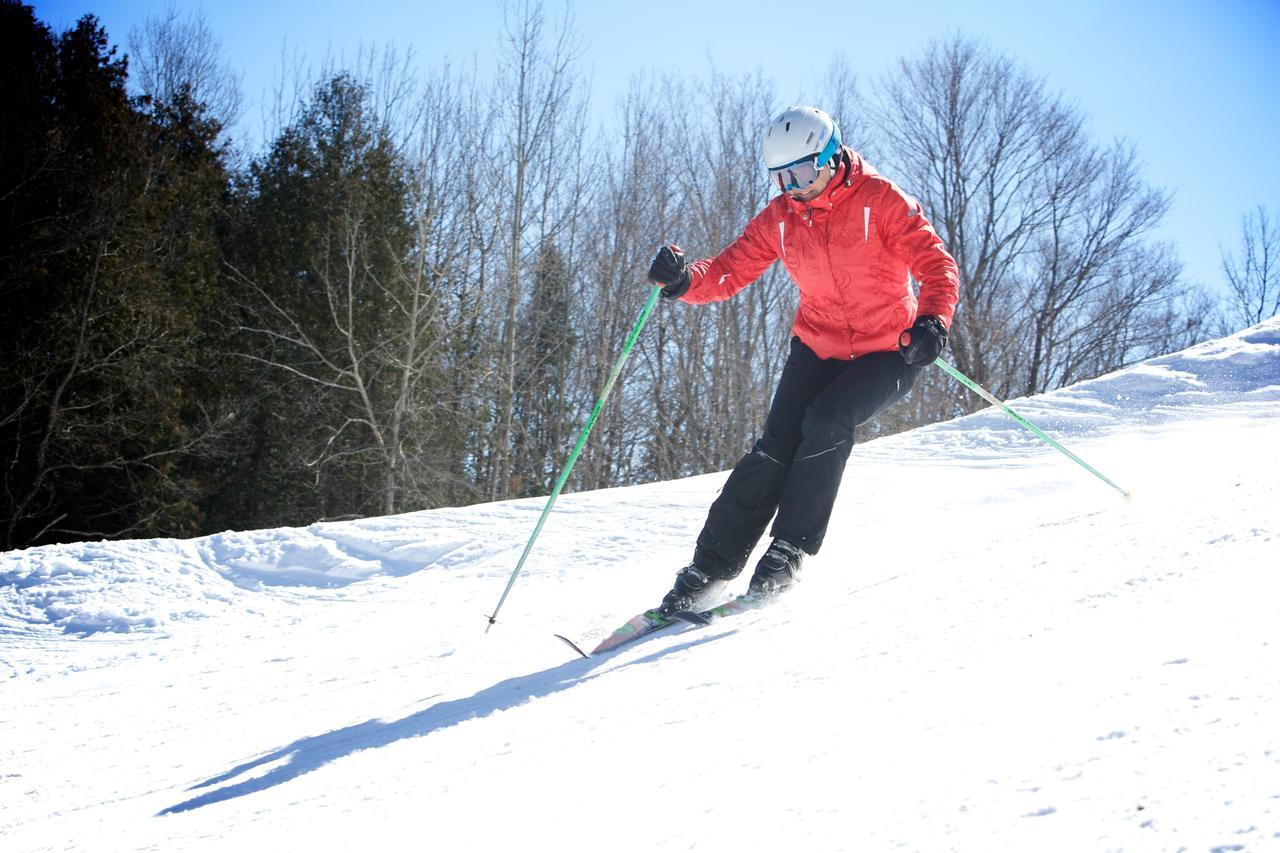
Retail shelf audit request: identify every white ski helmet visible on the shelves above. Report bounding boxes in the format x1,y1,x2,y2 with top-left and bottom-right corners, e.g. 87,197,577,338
762,106,842,190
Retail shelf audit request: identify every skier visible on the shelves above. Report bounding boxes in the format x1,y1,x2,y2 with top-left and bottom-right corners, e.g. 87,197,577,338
648,105,960,616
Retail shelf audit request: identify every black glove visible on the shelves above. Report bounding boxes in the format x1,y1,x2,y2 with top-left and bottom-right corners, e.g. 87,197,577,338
898,315,948,366
648,244,692,299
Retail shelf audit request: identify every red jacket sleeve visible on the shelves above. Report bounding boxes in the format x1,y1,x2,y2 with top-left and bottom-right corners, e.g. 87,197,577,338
877,187,960,328
679,205,779,305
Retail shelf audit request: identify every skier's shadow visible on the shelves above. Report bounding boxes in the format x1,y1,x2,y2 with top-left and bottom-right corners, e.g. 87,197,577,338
158,629,733,816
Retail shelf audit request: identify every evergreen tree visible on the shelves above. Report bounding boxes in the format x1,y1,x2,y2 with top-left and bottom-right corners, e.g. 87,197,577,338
227,72,452,523
0,3,235,548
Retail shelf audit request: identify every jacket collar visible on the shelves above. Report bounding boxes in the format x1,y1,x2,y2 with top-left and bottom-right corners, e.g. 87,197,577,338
782,148,871,216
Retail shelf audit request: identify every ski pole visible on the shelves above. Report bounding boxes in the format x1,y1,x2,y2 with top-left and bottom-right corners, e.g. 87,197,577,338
933,357,1130,499
485,286,664,632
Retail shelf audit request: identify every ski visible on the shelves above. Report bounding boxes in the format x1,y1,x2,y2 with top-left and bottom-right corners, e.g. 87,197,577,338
553,609,680,659
564,575,896,657
672,593,769,627
587,609,680,655
559,589,756,659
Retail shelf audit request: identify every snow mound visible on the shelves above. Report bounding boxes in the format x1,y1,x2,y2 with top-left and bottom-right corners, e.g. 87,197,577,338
0,539,233,635
0,507,520,635
907,316,1280,459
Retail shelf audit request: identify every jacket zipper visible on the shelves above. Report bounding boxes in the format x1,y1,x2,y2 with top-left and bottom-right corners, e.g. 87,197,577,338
817,193,864,357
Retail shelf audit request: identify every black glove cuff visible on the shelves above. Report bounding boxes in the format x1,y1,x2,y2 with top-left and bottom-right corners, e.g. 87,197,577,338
916,315,947,343
899,315,948,365
660,269,692,300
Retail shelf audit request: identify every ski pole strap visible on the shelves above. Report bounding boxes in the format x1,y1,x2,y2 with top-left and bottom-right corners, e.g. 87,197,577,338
933,357,1130,499
485,286,664,632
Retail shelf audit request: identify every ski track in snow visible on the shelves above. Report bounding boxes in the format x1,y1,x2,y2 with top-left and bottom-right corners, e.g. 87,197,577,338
2,319,1279,852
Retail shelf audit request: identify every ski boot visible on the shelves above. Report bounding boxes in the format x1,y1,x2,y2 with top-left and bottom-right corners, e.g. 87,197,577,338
747,537,804,599
658,563,729,617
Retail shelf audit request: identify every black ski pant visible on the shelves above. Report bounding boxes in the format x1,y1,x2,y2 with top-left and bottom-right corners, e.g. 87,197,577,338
694,337,920,578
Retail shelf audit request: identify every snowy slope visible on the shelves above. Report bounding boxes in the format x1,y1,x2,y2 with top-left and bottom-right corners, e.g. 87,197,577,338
2,320,1279,852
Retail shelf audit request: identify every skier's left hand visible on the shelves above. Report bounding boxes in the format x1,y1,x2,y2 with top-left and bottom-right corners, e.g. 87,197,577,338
898,315,948,366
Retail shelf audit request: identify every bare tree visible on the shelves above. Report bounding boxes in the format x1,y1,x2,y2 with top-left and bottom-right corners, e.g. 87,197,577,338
127,5,243,129
1018,140,1176,393
575,75,679,488
487,0,585,500
873,36,1200,417
874,38,1075,402
1222,205,1279,329
400,61,497,504
229,69,436,519
229,222,447,517
657,69,792,473
815,55,871,155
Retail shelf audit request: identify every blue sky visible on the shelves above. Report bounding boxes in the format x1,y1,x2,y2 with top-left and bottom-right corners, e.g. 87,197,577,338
31,0,1280,302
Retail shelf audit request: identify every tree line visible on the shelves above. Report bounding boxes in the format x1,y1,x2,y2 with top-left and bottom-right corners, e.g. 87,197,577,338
1,0,1267,551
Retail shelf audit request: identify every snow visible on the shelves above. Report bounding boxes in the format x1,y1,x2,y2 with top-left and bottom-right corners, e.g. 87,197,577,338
3,319,1279,852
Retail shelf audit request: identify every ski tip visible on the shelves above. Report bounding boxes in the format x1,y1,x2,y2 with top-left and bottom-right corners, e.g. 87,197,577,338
554,634,590,659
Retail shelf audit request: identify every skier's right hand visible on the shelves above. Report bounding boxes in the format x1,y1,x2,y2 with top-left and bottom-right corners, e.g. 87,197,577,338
648,244,692,299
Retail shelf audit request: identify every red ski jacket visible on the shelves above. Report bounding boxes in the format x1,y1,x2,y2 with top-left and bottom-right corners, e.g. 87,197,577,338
681,150,960,361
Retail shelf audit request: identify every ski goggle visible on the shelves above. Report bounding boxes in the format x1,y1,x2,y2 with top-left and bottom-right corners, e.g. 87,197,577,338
766,128,842,193
768,155,824,193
